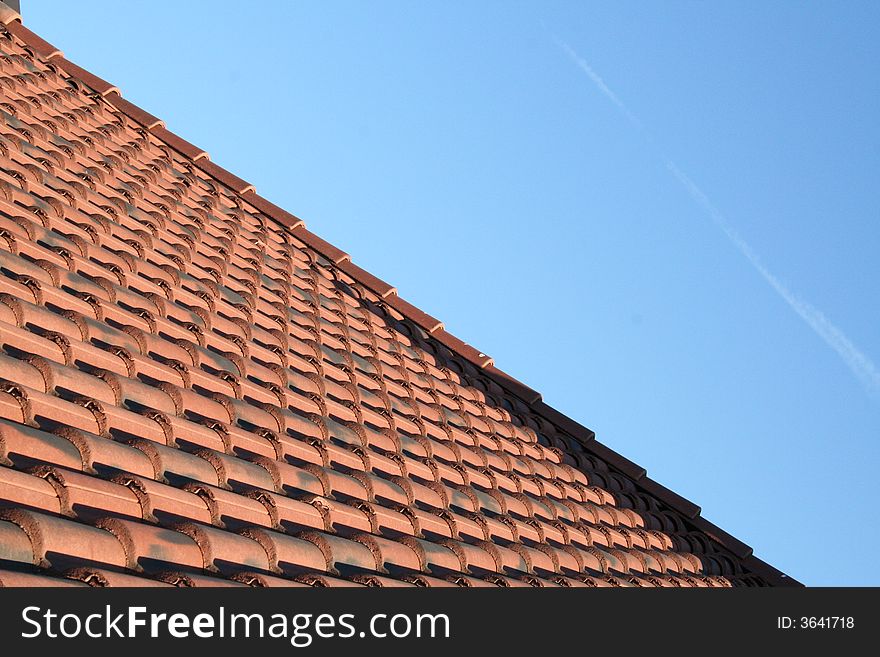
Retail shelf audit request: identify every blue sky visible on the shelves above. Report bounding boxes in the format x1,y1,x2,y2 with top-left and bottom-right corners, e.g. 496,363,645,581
26,1,880,585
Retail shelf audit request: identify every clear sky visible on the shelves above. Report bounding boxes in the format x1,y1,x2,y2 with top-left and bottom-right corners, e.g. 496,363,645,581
25,1,879,586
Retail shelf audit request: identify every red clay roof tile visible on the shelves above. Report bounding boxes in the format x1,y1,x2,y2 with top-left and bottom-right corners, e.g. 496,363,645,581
352,573,416,587
64,567,173,587
55,428,153,479
0,568,88,586
0,467,62,514
32,465,143,520
104,92,163,129
0,4,19,25
635,476,701,520
156,571,250,587
1,508,128,570
192,158,255,196
173,522,270,574
0,418,83,470
290,225,350,265
240,527,328,576
431,329,493,369
240,191,304,231
3,20,61,60
51,57,119,97
384,294,443,334
116,474,212,525
300,530,379,575
186,483,272,530
95,517,203,574
148,126,208,162
336,260,396,299
688,515,752,560
250,490,324,533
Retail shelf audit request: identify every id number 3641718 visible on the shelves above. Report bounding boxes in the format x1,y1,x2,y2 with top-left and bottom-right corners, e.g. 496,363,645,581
777,617,854,630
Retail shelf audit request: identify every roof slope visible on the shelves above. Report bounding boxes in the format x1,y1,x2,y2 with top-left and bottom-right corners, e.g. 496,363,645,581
0,6,796,587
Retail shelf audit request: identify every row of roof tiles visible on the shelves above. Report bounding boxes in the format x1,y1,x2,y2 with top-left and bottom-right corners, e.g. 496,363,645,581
0,507,743,589
0,402,746,578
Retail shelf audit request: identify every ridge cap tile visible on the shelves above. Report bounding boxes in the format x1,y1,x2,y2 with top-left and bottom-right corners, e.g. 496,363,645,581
486,364,542,405
636,476,701,521
240,190,304,231
104,91,164,129
4,20,62,59
688,515,751,559
0,1,20,26
290,225,350,264
192,157,255,196
582,440,647,481
149,126,209,162
336,259,396,298
53,57,119,97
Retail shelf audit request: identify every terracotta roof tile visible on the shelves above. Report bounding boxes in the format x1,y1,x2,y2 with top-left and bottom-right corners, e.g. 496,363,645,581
384,294,443,334
186,483,273,530
230,571,310,587
688,515,752,560
0,4,19,25
0,568,88,586
0,418,83,470
117,475,213,525
240,191,304,231
1,508,128,570
173,522,270,574
156,571,250,588
2,20,61,60
64,567,173,587
336,260,396,299
290,225,350,264
240,527,328,575
104,92,163,129
49,57,119,97
0,467,62,514
192,158,254,196
31,465,143,520
148,126,208,162
0,13,797,588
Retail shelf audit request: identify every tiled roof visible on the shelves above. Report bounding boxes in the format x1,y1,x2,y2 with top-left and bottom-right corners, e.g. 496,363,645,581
0,6,797,588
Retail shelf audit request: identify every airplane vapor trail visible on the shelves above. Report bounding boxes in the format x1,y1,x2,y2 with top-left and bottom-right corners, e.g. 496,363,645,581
556,38,880,396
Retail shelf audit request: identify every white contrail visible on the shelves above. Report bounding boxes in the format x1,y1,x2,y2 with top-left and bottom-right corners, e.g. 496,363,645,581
556,39,643,130
666,162,880,395
556,38,880,396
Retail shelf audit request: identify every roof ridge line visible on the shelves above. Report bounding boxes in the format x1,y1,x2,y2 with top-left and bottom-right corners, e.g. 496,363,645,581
0,6,798,585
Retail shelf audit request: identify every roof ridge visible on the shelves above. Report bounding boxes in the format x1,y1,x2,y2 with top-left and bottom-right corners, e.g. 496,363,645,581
0,4,799,586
